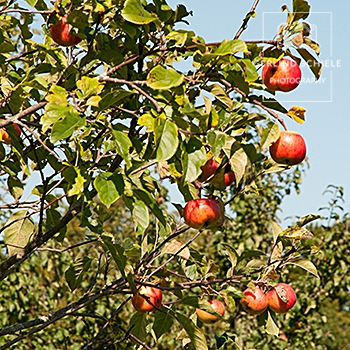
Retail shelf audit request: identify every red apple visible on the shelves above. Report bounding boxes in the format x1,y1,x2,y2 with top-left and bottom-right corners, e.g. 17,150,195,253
49,14,82,47
266,283,297,314
210,167,235,190
183,198,222,229
131,286,163,313
198,158,219,182
196,299,225,324
262,58,301,92
241,286,268,315
269,131,306,165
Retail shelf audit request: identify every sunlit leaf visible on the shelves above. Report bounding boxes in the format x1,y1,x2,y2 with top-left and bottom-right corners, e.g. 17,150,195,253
121,0,158,24
94,172,123,208
147,66,184,90
287,257,319,278
265,310,279,335
50,110,85,143
154,119,179,161
4,210,35,257
175,312,208,350
260,122,281,149
183,137,206,183
161,240,191,260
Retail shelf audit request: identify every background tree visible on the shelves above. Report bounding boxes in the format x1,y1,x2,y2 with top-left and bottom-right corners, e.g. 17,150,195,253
0,0,348,349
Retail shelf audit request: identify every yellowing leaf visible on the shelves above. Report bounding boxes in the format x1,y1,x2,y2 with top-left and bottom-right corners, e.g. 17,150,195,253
287,106,306,124
161,240,191,260
281,226,314,240
4,211,35,257
67,168,86,197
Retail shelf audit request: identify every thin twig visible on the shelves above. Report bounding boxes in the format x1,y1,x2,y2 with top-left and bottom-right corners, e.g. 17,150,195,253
234,0,261,39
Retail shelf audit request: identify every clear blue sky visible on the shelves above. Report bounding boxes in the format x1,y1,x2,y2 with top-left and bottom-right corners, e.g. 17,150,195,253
166,0,350,225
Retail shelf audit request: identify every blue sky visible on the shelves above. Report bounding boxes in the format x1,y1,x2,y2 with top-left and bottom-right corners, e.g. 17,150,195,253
166,0,350,225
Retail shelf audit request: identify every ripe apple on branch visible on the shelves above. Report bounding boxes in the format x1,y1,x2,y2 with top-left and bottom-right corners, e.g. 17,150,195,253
183,198,223,230
196,299,226,324
241,286,268,315
267,283,297,314
269,130,307,165
131,286,163,313
262,57,302,92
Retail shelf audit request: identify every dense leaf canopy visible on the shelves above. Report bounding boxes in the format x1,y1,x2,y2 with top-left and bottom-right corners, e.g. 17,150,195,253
0,0,348,349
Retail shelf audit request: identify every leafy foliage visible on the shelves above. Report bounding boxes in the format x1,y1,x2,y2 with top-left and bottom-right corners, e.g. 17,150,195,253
0,0,348,349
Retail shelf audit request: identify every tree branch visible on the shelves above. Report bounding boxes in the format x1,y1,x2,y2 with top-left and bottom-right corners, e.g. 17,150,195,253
0,102,46,128
234,0,261,39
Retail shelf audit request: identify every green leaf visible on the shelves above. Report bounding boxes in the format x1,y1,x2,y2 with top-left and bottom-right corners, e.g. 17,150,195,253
292,0,310,21
101,234,127,278
221,243,239,271
175,312,208,350
147,66,184,90
4,210,35,257
269,221,283,243
201,39,248,64
94,172,123,208
207,131,226,157
113,130,133,167
250,95,288,114
260,122,280,149
153,311,174,339
121,0,158,24
183,137,206,183
138,113,155,132
67,167,86,198
133,188,167,227
297,48,322,80
76,76,104,100
287,258,319,278
208,84,233,110
132,199,149,234
214,39,248,56
154,119,179,161
65,256,92,291
265,310,279,336
166,31,188,47
50,110,85,143
294,214,322,227
240,58,259,82
129,312,147,343
228,145,247,185
8,176,24,200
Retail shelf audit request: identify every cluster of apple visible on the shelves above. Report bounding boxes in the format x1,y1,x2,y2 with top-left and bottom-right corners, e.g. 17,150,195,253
131,285,225,324
0,124,22,144
262,57,307,166
241,283,297,315
131,283,296,324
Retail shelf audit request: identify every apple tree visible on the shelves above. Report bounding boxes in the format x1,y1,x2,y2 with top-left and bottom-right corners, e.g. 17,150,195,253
0,0,346,349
